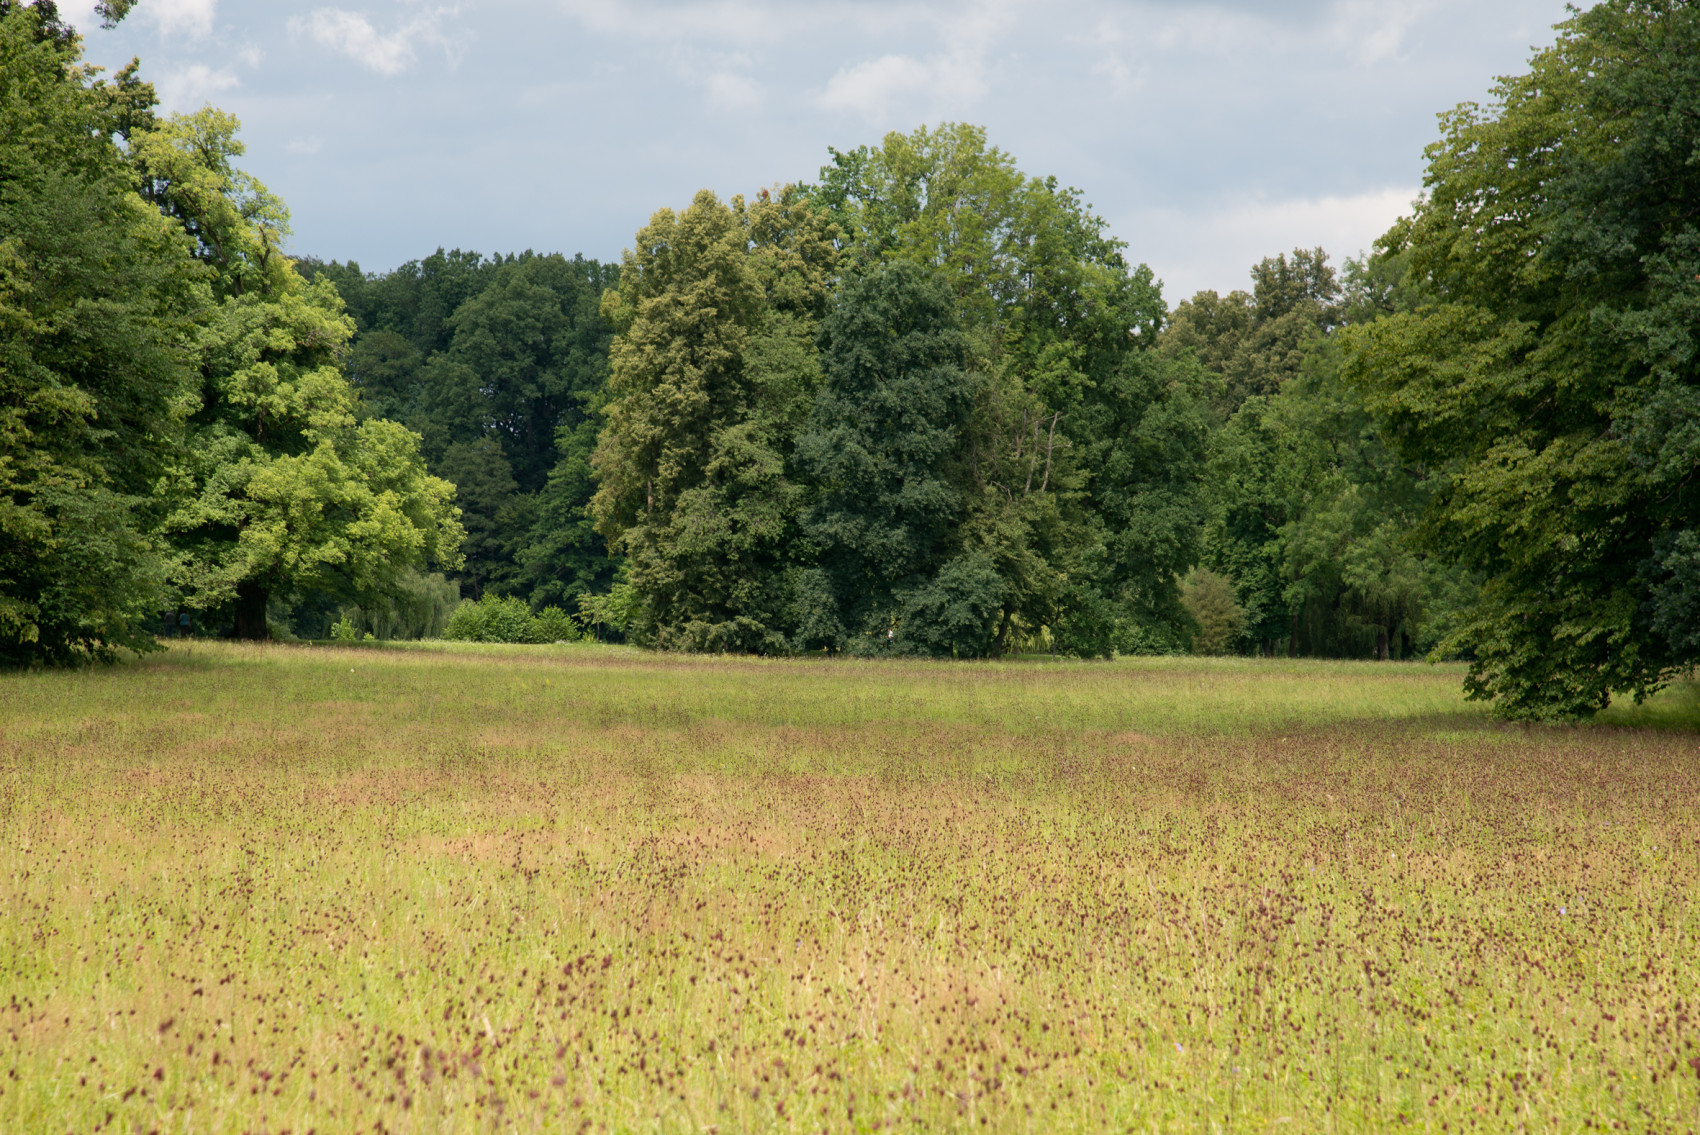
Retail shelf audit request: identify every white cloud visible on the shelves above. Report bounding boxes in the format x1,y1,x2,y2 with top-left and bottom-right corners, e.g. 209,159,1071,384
1135,186,1419,300
818,48,992,118
296,6,461,76
1328,0,1434,66
819,54,934,115
153,63,239,111
704,71,763,111
817,1,1010,119
52,0,102,29
143,0,219,40
555,0,859,46
555,0,1008,117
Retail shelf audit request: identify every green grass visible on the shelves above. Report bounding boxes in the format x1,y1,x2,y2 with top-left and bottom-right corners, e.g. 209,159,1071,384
2,642,1697,1132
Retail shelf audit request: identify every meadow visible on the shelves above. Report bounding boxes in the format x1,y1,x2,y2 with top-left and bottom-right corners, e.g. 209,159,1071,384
2,642,1697,1133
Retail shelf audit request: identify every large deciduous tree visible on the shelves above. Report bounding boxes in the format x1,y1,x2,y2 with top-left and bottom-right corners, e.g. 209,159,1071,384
1343,0,1700,717
136,109,463,638
818,123,1206,655
591,187,839,651
0,1,196,665
795,261,984,653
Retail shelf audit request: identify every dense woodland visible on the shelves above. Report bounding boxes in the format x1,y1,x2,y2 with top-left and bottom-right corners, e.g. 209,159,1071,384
3,0,1697,718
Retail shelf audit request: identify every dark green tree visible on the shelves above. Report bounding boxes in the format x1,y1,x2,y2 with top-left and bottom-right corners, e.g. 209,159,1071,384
817,123,1202,655
0,2,197,665
795,261,983,654
1343,0,1700,717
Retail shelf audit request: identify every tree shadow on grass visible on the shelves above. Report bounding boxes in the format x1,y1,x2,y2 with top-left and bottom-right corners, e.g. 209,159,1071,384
1597,677,1700,732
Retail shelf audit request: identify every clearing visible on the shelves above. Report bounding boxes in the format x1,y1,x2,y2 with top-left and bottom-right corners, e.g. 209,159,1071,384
1,642,1696,1131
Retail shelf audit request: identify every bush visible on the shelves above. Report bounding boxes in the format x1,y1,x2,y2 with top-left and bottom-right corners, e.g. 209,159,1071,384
1181,569,1245,655
532,606,579,643
442,594,582,644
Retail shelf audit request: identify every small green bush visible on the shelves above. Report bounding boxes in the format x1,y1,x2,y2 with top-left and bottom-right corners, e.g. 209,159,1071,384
442,595,582,644
1181,569,1245,656
532,606,579,643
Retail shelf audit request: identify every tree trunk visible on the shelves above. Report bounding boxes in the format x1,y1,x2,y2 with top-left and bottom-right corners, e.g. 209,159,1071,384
233,580,270,641
1375,624,1389,662
1288,610,1299,658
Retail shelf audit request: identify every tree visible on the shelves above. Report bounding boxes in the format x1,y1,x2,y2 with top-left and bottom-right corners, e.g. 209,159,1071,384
1165,248,1340,415
435,437,523,598
135,109,463,638
519,412,608,610
795,261,981,653
590,187,839,651
1180,569,1244,655
0,1,197,665
434,253,617,495
306,249,619,612
1066,348,1214,654
1343,0,1700,717
818,123,1201,655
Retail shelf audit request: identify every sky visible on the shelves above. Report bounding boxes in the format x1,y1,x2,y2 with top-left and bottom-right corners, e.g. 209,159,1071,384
64,0,1581,303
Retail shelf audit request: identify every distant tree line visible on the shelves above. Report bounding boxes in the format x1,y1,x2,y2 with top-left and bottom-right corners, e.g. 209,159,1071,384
3,0,1696,719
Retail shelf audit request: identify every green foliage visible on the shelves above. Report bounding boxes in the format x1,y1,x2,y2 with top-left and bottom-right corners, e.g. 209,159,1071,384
1342,0,1700,717
893,551,1006,657
135,110,464,639
817,124,1199,656
797,260,976,652
592,187,838,653
1182,250,1471,660
531,605,579,643
1164,249,1340,415
441,593,579,644
0,5,194,666
288,569,459,641
1181,569,1244,655
584,127,1208,657
816,123,1137,340
1069,349,1214,655
520,415,606,609
305,250,620,608
575,566,645,641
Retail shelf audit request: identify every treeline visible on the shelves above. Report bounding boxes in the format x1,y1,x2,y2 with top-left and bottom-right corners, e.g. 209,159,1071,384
4,0,1696,719
307,154,1459,662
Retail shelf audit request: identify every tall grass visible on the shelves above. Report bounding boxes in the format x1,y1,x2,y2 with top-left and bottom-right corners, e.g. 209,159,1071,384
1,643,1695,1132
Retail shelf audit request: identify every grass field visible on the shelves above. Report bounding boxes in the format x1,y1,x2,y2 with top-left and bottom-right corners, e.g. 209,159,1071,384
2,642,1698,1133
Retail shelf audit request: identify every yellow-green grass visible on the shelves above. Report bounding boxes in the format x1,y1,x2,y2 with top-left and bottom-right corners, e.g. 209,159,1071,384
2,642,1697,1133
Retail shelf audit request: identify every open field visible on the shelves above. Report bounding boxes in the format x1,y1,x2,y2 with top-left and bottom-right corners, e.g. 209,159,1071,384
2,643,1698,1133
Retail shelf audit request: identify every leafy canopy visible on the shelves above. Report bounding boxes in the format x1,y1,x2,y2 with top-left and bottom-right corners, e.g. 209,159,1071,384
1343,0,1700,717
0,3,196,665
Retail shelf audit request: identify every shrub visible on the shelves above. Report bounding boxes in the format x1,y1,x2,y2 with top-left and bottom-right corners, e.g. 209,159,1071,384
532,606,580,643
1181,569,1245,655
442,595,582,644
